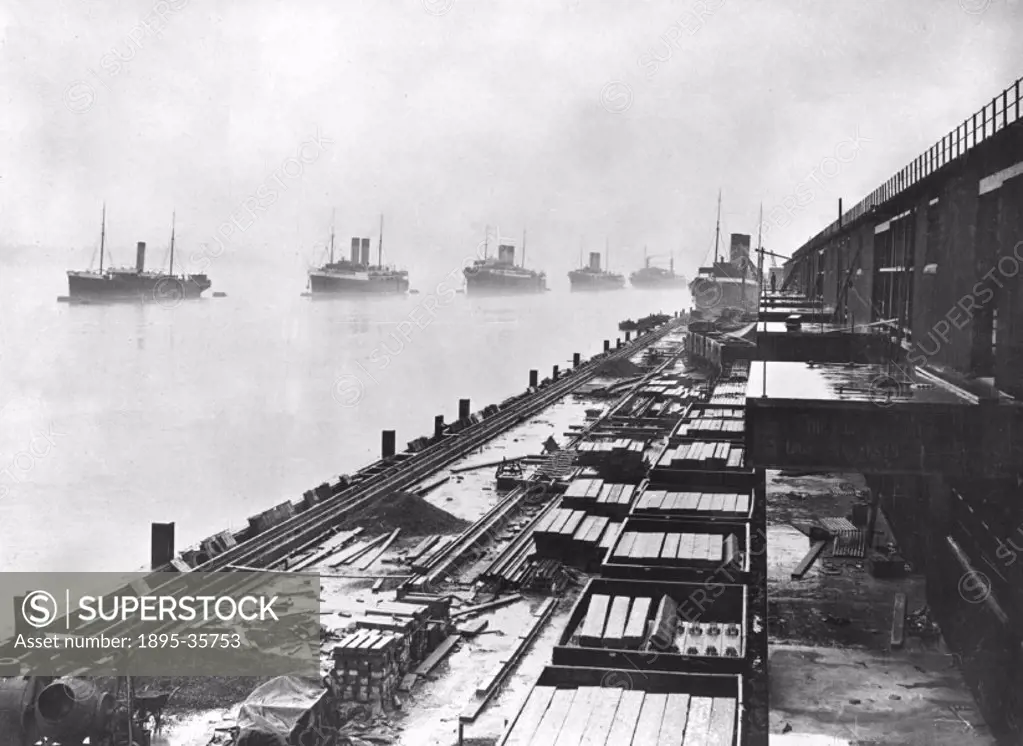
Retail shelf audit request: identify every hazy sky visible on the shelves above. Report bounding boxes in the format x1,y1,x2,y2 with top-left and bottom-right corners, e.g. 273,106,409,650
2,0,1021,281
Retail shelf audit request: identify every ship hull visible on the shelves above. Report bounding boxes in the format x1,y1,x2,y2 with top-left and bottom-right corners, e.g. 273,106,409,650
568,272,625,291
689,277,759,315
463,269,546,295
67,272,211,302
309,272,409,294
629,276,688,289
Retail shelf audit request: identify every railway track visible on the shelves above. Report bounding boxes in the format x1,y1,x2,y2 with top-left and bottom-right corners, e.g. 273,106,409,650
199,319,684,574
415,343,689,588
8,320,685,671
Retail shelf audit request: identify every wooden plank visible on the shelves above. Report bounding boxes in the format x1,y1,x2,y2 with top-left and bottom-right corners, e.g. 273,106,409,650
706,697,737,746
505,686,559,746
623,596,652,648
534,508,561,535
640,533,666,560
633,693,668,746
597,484,615,504
529,687,577,745
677,533,697,560
734,493,750,514
618,484,636,506
602,596,631,647
579,687,624,746
548,509,573,534
706,535,724,563
355,528,402,570
657,693,691,746
565,479,592,498
574,515,599,542
553,687,602,746
891,592,907,649
587,479,605,498
662,533,682,559
414,634,461,675
562,510,587,536
676,492,697,511
695,494,713,512
614,532,639,559
708,493,725,513
605,690,645,745
723,535,741,568
599,522,621,549
720,493,738,514
580,594,611,646
791,540,828,579
689,534,708,562
681,697,713,746
586,516,610,544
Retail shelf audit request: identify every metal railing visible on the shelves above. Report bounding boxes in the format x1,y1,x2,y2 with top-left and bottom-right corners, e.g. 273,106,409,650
796,76,1023,256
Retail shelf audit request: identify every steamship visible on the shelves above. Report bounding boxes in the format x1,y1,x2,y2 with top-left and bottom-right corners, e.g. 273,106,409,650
688,193,758,318
308,216,410,295
568,250,625,291
629,254,688,289
66,208,211,302
463,230,547,295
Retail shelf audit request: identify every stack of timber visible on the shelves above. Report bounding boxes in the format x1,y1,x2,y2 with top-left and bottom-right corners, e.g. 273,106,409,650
560,477,638,518
496,670,741,746
675,417,745,441
633,486,753,520
575,437,648,480
610,530,741,567
663,441,746,471
601,518,750,581
331,630,407,707
532,506,621,567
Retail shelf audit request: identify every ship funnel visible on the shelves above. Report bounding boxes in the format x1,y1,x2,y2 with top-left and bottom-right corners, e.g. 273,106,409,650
350,238,360,263
498,244,515,264
589,252,601,271
729,234,751,267
360,238,371,266
136,242,146,273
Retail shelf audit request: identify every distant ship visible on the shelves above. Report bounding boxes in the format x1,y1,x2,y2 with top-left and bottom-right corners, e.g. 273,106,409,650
308,214,409,295
463,229,547,295
568,247,625,291
67,207,211,303
689,191,759,317
629,250,687,289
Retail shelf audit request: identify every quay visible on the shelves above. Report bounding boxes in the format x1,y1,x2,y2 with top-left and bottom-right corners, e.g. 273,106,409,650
4,77,1021,746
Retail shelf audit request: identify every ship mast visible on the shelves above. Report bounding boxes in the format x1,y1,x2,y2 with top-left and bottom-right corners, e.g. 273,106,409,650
378,213,384,268
484,225,489,260
522,228,527,268
99,203,106,273
169,211,176,276
713,188,722,264
329,209,336,264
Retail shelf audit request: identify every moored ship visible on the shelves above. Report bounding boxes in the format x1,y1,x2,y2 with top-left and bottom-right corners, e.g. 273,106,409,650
308,215,409,295
688,192,758,318
568,249,625,291
629,250,688,289
66,208,211,303
463,229,546,295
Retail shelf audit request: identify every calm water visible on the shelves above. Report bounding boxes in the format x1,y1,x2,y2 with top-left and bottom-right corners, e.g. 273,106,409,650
0,248,689,572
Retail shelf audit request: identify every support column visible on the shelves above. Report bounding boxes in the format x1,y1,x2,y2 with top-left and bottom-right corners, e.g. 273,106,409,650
382,430,396,458
573,352,581,366
552,365,559,381
458,399,470,420
529,370,538,388
434,415,445,437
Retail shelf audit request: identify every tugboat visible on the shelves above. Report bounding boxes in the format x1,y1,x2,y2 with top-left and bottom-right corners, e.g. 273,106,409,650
629,249,687,289
568,241,625,291
463,228,546,295
308,214,409,295
689,190,759,318
66,207,211,303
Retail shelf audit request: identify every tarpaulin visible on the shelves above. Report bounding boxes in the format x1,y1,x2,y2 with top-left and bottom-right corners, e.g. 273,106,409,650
236,676,327,743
